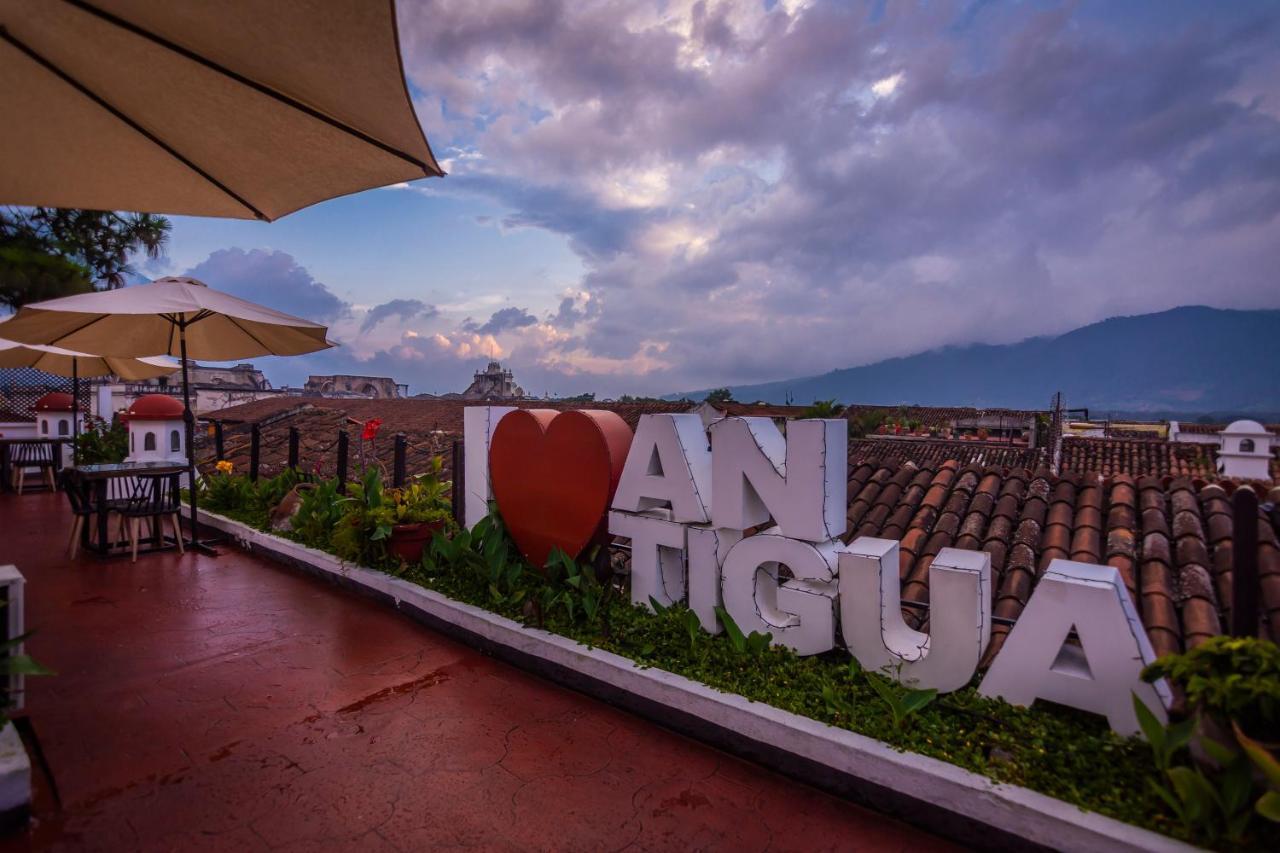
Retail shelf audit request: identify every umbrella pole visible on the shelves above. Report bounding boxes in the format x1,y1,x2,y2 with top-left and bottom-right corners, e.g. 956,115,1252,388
179,326,213,556
71,357,79,468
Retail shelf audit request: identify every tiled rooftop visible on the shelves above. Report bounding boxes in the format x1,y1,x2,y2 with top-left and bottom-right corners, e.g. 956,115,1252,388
849,438,1047,470
1178,422,1280,436
1060,437,1219,480
712,402,814,419
844,459,1280,660
844,404,1043,432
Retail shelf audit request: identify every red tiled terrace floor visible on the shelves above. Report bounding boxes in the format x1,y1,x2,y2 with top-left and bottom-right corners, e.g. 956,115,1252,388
0,491,956,852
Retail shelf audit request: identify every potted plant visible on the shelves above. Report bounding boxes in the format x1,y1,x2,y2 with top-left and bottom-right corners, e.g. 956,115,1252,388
380,457,453,564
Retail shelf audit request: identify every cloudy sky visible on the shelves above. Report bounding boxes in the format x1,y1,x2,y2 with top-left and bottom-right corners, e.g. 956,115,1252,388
155,0,1280,398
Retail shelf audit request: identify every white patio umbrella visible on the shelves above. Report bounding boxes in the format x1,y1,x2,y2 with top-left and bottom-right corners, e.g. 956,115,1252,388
0,0,443,220
0,276,335,549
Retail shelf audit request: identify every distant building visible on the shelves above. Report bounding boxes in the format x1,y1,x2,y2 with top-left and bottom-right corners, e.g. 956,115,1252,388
305,375,407,399
109,361,286,416
455,361,525,401
1216,420,1275,481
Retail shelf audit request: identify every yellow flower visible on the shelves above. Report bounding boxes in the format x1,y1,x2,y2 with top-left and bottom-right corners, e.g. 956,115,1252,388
215,460,233,474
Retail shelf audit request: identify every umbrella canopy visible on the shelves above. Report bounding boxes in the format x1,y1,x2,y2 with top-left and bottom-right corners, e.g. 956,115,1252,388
0,336,178,381
0,0,442,221
0,276,334,359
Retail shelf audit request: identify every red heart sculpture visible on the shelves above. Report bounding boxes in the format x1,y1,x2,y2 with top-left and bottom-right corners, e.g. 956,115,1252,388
489,409,633,568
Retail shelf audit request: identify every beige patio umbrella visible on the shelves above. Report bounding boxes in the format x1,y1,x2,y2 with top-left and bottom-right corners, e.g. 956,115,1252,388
0,276,335,548
0,333,178,444
0,336,179,381
0,0,443,220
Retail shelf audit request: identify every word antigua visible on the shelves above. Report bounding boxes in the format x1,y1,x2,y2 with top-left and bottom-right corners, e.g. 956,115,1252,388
466,409,1170,736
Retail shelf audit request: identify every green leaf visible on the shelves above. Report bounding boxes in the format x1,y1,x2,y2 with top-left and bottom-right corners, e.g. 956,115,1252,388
865,672,895,704
1131,693,1165,753
1147,776,1187,822
1165,716,1195,757
1,654,54,676
714,606,747,653
684,609,701,640
1218,755,1254,816
371,524,392,541
1198,730,1236,763
1167,767,1216,824
899,688,939,716
1234,721,1280,789
648,595,668,614
1256,790,1280,823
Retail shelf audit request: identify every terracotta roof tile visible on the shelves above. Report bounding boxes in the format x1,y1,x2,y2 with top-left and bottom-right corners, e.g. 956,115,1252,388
848,438,1046,470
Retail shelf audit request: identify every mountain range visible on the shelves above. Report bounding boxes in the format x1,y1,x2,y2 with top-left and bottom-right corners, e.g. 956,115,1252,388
672,306,1280,417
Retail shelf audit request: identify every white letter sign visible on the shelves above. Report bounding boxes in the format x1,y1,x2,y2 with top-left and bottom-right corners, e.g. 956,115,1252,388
840,539,991,692
609,511,687,611
710,418,847,542
721,531,838,656
686,525,742,634
977,560,1171,736
612,414,711,523
463,405,515,528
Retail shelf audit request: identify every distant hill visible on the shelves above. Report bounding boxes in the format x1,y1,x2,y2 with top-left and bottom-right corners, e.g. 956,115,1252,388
673,306,1280,416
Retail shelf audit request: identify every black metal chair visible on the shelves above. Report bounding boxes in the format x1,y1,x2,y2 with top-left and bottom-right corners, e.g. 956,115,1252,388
119,473,185,562
9,441,56,494
59,469,97,559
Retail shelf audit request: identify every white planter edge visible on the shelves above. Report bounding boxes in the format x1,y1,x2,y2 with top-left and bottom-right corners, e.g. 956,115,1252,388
195,508,1194,853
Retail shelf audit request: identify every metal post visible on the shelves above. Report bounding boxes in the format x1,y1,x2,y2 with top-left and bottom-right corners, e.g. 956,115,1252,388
336,430,349,494
1230,487,1259,637
71,357,79,466
451,439,464,527
288,427,299,470
249,423,261,482
179,327,202,551
393,433,407,487
214,420,224,461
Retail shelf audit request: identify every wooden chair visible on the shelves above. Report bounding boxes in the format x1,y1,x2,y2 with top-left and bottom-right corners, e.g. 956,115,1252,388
119,473,184,562
10,442,56,494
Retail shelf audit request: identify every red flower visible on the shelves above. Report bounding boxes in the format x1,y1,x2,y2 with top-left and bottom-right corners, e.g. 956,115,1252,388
361,418,383,441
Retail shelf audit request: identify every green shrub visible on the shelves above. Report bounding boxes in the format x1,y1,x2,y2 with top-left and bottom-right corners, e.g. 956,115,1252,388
1144,636,1280,740
74,415,127,464
290,479,345,550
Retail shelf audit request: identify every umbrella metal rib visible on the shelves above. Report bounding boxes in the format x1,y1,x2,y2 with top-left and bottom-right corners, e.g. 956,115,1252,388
62,0,442,178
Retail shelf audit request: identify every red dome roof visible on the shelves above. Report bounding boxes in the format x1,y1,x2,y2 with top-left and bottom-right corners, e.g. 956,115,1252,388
33,392,74,413
124,394,185,421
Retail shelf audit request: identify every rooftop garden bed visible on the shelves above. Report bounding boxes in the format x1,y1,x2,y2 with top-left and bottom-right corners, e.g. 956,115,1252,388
196,464,1280,850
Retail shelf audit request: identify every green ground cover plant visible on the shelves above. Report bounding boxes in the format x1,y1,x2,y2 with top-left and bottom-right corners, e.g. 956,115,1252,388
194,473,1280,849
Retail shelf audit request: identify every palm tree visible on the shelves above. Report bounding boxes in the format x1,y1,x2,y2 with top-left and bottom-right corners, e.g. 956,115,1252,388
0,207,172,308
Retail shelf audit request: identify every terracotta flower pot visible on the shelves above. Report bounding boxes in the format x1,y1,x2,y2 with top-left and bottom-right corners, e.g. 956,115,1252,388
387,520,445,565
